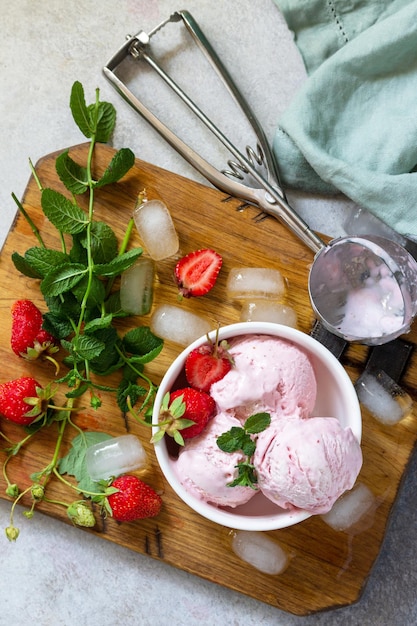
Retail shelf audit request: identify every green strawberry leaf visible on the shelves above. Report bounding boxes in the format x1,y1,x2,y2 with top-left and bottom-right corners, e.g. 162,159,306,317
58,432,112,494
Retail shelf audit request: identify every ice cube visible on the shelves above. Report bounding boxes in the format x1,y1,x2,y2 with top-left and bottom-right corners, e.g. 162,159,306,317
240,300,297,327
226,267,286,300
120,257,155,315
150,304,212,346
133,198,179,261
321,483,376,531
85,434,147,481
231,530,289,575
355,369,413,425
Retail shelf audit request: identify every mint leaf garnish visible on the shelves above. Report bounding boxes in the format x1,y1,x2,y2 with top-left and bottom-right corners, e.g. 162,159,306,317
216,412,271,489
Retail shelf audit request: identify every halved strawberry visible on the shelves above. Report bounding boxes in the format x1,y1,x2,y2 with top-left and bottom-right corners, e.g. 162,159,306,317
174,248,222,298
185,334,233,392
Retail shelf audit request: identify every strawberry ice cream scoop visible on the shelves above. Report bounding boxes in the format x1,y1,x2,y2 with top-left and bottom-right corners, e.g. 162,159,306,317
254,417,363,514
210,335,317,418
174,412,257,508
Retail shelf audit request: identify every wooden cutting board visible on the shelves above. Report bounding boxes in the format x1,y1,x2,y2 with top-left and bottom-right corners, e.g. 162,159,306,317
1,143,416,616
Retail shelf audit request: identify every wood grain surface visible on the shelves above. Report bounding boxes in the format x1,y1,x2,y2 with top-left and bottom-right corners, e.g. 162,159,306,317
1,143,416,616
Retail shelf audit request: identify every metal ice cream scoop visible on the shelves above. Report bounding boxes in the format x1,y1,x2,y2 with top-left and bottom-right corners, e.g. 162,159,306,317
103,10,417,345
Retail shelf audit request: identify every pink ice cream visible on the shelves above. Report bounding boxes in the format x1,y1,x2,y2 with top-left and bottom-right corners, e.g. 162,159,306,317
210,334,317,420
254,417,363,514
175,412,257,508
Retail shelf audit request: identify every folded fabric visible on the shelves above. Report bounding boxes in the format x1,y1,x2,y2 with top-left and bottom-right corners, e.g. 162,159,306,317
273,0,417,236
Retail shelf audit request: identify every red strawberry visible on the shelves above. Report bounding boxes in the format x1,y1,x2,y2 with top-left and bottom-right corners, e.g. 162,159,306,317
185,334,233,392
11,300,58,361
0,376,45,425
168,387,216,440
174,249,222,298
107,475,162,522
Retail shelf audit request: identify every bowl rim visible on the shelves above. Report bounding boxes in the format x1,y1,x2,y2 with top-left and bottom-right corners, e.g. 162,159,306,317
152,321,362,531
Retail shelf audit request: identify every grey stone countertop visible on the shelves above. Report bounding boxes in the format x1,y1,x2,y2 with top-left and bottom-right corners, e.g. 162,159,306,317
1,2,416,625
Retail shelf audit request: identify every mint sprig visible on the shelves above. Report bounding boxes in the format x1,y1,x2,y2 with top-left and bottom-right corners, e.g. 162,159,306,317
11,81,162,415
3,81,164,539
216,412,271,489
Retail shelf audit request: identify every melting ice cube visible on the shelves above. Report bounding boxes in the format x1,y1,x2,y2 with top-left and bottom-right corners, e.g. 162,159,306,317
231,530,289,575
86,435,147,481
240,300,297,327
321,483,376,532
120,257,155,315
226,267,286,300
355,369,413,425
150,304,212,346
133,199,179,261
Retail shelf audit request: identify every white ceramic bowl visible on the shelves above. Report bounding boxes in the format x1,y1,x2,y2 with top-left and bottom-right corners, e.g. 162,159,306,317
152,322,362,531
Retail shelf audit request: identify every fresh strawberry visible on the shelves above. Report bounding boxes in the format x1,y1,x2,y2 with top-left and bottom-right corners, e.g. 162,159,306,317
170,387,216,439
11,300,58,361
185,333,233,392
107,475,162,522
174,248,222,298
0,376,45,425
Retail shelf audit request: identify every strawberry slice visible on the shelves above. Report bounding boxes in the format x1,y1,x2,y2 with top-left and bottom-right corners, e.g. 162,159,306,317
185,335,233,392
174,248,222,298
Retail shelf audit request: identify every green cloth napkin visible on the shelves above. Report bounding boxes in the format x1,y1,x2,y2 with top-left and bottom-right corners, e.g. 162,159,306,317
273,0,417,236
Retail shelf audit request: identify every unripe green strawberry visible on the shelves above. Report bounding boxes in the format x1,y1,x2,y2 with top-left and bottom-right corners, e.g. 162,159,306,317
107,475,162,522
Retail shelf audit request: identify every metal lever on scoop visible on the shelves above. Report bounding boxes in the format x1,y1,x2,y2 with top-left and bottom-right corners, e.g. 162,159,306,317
103,10,324,254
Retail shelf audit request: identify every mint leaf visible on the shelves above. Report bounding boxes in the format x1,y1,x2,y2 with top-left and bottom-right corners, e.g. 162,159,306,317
95,148,135,187
122,327,164,362
244,412,271,434
41,188,87,234
228,463,258,489
84,314,113,333
11,251,42,278
70,81,94,138
71,274,106,308
217,426,246,453
94,248,142,277
56,150,88,194
79,221,118,264
24,247,71,278
72,334,105,360
88,327,123,376
58,431,112,493
216,412,271,489
40,262,87,297
91,101,116,143
117,379,147,413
